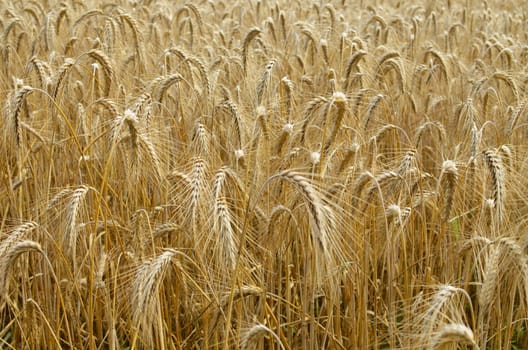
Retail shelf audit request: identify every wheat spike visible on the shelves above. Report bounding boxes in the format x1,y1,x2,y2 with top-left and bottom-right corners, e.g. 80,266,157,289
241,323,285,350
323,91,347,154
0,240,43,297
64,186,91,257
264,171,338,286
256,60,276,105
52,58,76,100
483,149,505,224
211,197,238,272
300,96,328,145
6,85,33,146
438,160,458,221
132,249,185,344
242,27,261,73
344,50,367,90
363,93,384,131
87,49,114,96
428,323,478,350
505,98,526,136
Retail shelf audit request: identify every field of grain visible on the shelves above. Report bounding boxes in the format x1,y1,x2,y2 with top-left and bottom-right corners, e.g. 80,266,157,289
1,0,528,348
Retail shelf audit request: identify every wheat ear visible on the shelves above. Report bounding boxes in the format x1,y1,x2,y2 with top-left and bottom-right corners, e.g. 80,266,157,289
256,60,276,105
263,171,336,286
344,50,367,91
363,93,384,131
211,197,238,272
242,27,261,73
52,58,75,100
27,56,52,90
300,96,328,145
323,92,347,154
7,85,34,146
87,49,114,96
64,186,91,259
428,323,478,350
0,240,43,297
132,249,186,344
483,149,505,224
504,98,526,136
438,160,458,221
241,323,285,350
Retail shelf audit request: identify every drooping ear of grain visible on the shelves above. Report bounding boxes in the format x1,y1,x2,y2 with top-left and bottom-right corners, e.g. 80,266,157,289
6,86,33,146
241,323,284,350
363,93,384,131
323,92,347,154
280,76,293,122
428,323,477,350
300,96,328,145
64,186,91,260
483,149,506,224
242,27,261,73
87,49,114,96
211,197,238,272
505,98,526,136
52,58,75,100
263,171,340,290
256,60,275,105
131,249,186,346
438,160,458,221
0,240,43,297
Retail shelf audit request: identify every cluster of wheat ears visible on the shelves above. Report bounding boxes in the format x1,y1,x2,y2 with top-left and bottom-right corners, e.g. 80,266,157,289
1,0,528,348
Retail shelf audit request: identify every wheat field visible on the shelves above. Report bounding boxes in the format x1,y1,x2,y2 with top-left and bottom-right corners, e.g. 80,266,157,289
1,0,527,348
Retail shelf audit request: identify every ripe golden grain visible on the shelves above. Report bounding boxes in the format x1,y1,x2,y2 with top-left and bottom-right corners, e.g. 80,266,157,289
2,1,528,349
